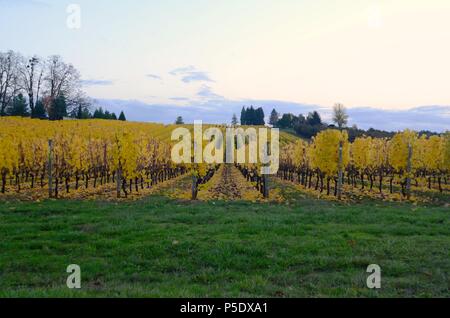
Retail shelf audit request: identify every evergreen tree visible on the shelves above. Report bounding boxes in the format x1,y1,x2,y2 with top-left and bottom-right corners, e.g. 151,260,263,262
248,106,255,125
231,113,238,125
307,111,322,126
48,94,67,120
111,112,117,120
255,107,265,125
175,116,184,125
269,109,279,126
240,107,246,125
277,113,296,129
118,111,126,121
93,107,105,119
33,99,47,119
76,104,91,119
240,106,265,125
7,94,29,117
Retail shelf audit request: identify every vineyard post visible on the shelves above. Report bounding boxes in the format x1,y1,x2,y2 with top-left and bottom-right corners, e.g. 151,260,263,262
48,139,53,198
406,142,412,199
191,175,198,200
263,173,269,198
116,168,122,198
337,141,343,200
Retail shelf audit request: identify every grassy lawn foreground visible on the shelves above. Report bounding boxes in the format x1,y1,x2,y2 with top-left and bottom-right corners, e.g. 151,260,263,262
0,197,448,297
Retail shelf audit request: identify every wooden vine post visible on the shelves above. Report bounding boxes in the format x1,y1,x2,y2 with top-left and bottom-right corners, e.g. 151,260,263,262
116,167,122,198
263,173,269,199
337,141,344,200
191,175,198,200
406,142,412,200
48,139,53,198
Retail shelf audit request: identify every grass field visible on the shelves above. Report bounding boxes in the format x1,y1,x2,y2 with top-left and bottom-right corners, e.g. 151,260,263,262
0,194,448,298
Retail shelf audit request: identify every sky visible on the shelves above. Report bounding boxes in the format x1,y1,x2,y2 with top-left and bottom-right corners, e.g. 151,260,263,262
1,0,449,131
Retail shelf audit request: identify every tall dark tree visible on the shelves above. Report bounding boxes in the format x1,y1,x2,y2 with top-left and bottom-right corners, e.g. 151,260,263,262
7,93,29,116
269,109,279,126
240,106,265,125
175,116,184,125
20,56,44,116
277,113,296,129
118,111,126,121
248,106,256,124
231,113,238,125
307,111,322,126
33,99,47,118
76,104,91,119
255,107,265,125
93,107,104,119
48,94,67,120
240,107,246,125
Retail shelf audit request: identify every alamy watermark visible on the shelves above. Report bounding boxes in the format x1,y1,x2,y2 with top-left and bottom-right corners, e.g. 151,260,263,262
366,264,381,289
66,264,81,289
66,4,81,29
171,121,280,175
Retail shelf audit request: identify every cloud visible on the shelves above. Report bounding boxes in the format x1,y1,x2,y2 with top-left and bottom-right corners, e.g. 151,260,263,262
346,106,450,132
181,72,213,83
81,79,114,86
146,74,162,80
169,66,213,83
0,0,49,7
197,85,223,99
169,66,196,76
169,97,190,101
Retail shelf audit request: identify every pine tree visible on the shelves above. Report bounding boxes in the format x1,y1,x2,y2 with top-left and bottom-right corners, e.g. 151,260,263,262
33,99,47,119
118,111,126,121
7,94,29,117
75,104,91,119
48,95,67,120
93,107,105,119
307,111,322,126
240,107,246,125
269,109,279,126
248,106,255,125
255,107,265,125
175,116,184,125
231,113,238,125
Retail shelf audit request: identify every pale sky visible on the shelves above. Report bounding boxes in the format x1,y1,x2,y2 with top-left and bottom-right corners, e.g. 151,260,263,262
1,0,450,126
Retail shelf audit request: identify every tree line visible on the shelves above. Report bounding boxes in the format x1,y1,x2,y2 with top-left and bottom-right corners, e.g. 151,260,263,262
0,50,125,121
240,106,265,125
267,104,439,141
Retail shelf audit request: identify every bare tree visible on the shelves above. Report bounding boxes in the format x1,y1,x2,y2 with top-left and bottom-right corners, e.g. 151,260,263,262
332,103,349,129
0,51,22,116
43,55,80,112
19,55,44,116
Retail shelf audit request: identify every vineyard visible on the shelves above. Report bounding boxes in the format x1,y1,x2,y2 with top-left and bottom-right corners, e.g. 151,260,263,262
0,117,448,203
0,117,449,298
278,129,450,202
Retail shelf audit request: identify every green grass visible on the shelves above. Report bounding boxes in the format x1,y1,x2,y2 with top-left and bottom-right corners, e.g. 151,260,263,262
0,197,448,297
